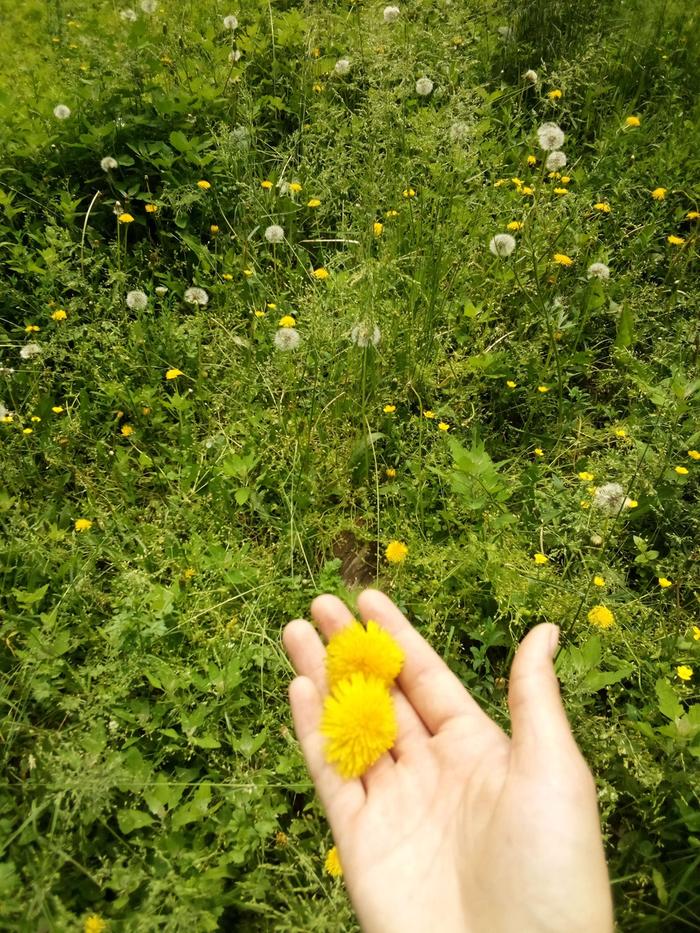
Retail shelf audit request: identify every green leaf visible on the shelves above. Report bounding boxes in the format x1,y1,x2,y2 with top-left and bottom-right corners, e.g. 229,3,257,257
655,678,683,720
615,303,634,349
169,130,191,152
11,584,49,607
117,809,154,834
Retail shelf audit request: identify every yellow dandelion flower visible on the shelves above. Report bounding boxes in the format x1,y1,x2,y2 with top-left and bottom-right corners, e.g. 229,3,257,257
594,202,611,213
651,187,666,200
692,626,700,641
307,198,321,208
52,406,64,414
383,404,396,413
260,180,273,190
534,552,549,565
385,468,396,478
422,410,435,419
593,576,606,587
25,324,40,332
210,224,219,234
537,385,550,393
658,577,673,588
267,303,277,309
521,186,535,196
667,235,685,245
222,273,233,280
547,89,562,100
289,182,303,193
142,407,151,415
578,471,595,481
117,213,134,223
181,568,196,581
402,187,416,198
312,267,329,279
625,116,640,127
275,831,288,847
325,846,343,878
312,83,324,93
580,500,590,509
254,310,266,318
84,916,107,933
614,428,628,438
506,380,517,389
22,428,33,435
145,203,158,213
438,422,450,431
243,268,254,276
373,221,384,237
687,450,700,460
534,448,544,457
52,309,67,321
511,177,524,187
385,209,399,218
385,540,408,563
627,499,638,508
197,180,211,190
165,368,184,380
527,155,537,166
675,466,689,475
686,210,700,220
326,620,404,689
676,665,693,682
588,605,615,629
120,424,134,437
553,253,574,266
506,221,522,231
560,177,571,185
74,519,93,532
320,673,398,778
553,187,568,195
494,179,507,188
278,315,296,327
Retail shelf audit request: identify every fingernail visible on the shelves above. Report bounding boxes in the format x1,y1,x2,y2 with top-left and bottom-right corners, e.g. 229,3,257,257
549,624,560,656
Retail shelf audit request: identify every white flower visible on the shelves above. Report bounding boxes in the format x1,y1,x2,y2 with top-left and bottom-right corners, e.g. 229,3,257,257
277,180,290,197
350,322,381,348
589,534,603,546
155,286,169,296
449,121,470,143
100,156,119,172
223,14,239,30
20,343,42,360
120,8,137,21
140,0,158,12
126,289,148,310
592,483,633,515
523,69,538,84
264,224,285,244
230,125,249,149
274,327,301,351
537,122,565,151
184,287,209,306
334,58,351,76
228,49,242,62
587,262,610,281
383,5,400,23
415,77,434,97
489,233,516,257
53,104,71,120
545,150,567,171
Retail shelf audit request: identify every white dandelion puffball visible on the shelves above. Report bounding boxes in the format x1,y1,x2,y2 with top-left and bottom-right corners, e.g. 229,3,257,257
155,286,169,296
449,121,470,144
546,150,567,171
537,122,565,151
230,125,249,149
489,234,516,258
587,262,610,281
120,8,137,21
229,49,242,62
350,322,381,348
184,287,209,306
264,224,285,244
415,77,434,97
53,104,71,120
140,0,157,12
20,343,42,360
274,327,301,352
334,58,351,76
593,483,633,515
383,6,400,24
223,14,238,30
524,69,538,84
126,289,148,311
100,156,119,172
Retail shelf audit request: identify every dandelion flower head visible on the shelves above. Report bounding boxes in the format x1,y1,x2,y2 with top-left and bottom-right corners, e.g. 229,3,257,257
52,309,67,321
100,156,118,172
651,187,666,200
350,322,381,348
165,368,184,379
117,213,134,223
184,287,209,306
278,315,296,328
84,915,107,933
625,115,640,127
223,14,238,29
534,552,549,565
126,289,148,311
545,151,567,171
141,0,158,12
274,327,301,352
334,58,351,76
53,104,71,120
415,77,434,96
325,846,343,877
587,262,610,281
537,122,565,151
553,253,573,266
75,519,93,533
264,224,285,244
20,343,42,360
385,540,408,563
523,69,538,84
592,482,634,514
588,605,615,629
321,672,398,779
676,665,693,682
120,8,137,21
383,5,400,23
658,577,672,588
489,233,516,257
326,620,404,688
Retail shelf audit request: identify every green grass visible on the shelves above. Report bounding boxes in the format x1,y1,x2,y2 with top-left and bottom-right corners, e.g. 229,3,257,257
1,0,699,929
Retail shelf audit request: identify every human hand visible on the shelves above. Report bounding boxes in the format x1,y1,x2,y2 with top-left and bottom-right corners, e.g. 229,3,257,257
283,589,614,933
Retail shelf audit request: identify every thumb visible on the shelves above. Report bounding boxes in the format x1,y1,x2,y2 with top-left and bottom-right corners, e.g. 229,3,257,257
508,623,578,762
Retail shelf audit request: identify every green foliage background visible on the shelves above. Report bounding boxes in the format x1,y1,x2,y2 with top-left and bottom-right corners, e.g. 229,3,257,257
1,0,699,929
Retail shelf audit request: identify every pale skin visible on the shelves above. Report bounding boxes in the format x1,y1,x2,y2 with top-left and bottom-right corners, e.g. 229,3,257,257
283,589,614,933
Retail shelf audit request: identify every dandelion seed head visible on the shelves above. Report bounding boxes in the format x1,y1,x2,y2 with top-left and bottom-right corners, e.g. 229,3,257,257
274,327,301,352
140,0,158,12
449,121,470,143
155,286,168,296
592,482,632,514
229,49,242,62
126,289,148,310
415,76,434,97
120,8,137,22
537,122,565,151
223,14,238,30
545,150,567,171
184,287,209,306
100,156,118,172
489,233,516,257
587,262,610,281
523,69,538,84
53,104,71,120
383,5,400,23
350,322,381,348
334,58,351,76
264,224,285,244
20,343,42,360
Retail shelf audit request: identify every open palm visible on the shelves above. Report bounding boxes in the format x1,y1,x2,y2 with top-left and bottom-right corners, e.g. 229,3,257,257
283,589,613,933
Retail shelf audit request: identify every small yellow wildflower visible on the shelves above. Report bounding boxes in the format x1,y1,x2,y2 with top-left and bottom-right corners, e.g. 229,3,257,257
627,499,638,508
593,576,606,587
534,448,544,457
121,424,134,437
51,309,67,321
588,605,615,629
547,89,563,100
578,471,595,482
594,202,611,213
494,179,507,188
278,315,296,327
692,626,700,641
312,83,324,93
267,303,277,310
438,422,450,432
25,324,40,333
260,180,273,190
402,187,416,198
325,846,343,878
625,116,641,127
553,253,574,266
534,553,549,565
222,273,233,280
383,404,396,413
385,209,399,218
521,186,534,196
373,221,384,237
614,428,628,438
181,568,196,581
254,310,266,318
385,540,408,563
658,577,672,588
275,831,288,847
84,916,107,933
553,187,568,195
52,406,64,414
142,407,151,415
312,267,329,280
651,187,666,200
675,466,689,475
687,450,700,460
326,619,404,688
74,519,93,532
667,235,685,245
22,428,33,435
511,177,524,187
527,155,537,166
537,385,550,393
676,665,693,682
386,468,396,478
145,203,158,213
197,180,211,190
422,410,435,419
506,221,523,232
210,224,219,234
1,415,13,424
243,268,254,276
165,368,184,380
506,380,517,389
307,198,321,208
117,213,134,223
580,500,590,509
686,210,700,220
289,182,303,193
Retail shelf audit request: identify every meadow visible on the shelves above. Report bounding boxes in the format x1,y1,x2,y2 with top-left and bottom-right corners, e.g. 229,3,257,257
1,0,699,929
